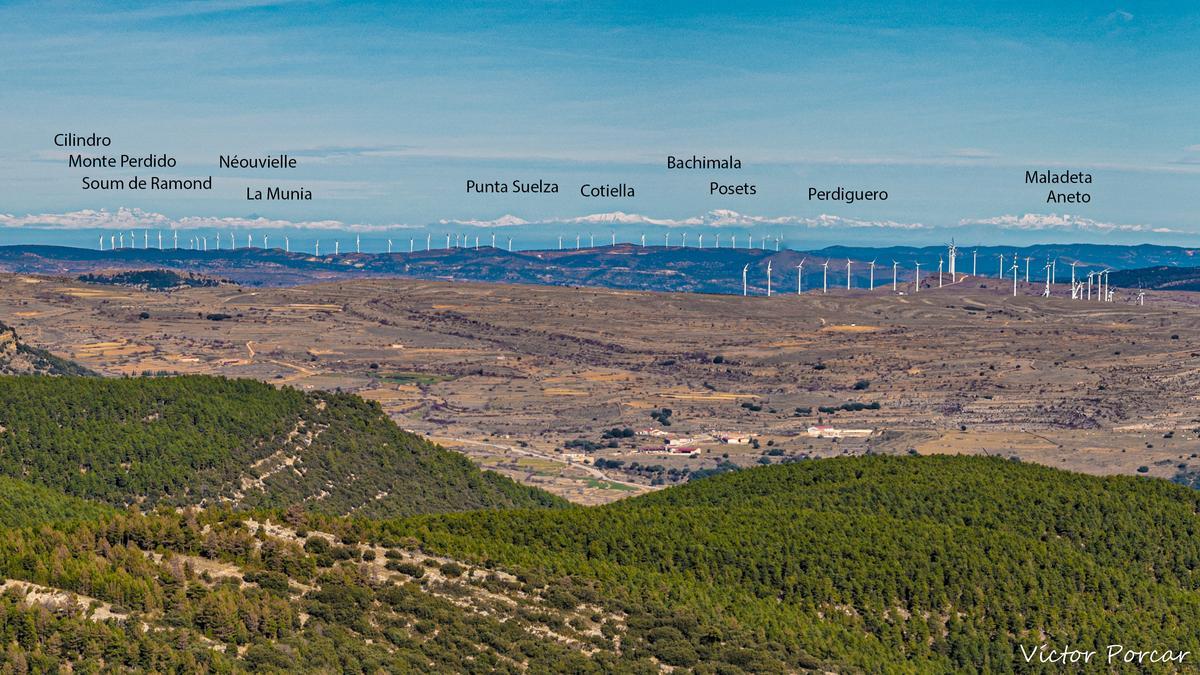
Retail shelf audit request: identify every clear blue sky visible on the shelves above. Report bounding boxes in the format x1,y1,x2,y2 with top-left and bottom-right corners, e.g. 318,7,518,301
1,0,1197,248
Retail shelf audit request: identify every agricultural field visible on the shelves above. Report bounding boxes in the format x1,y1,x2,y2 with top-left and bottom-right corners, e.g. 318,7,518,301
2,273,1198,503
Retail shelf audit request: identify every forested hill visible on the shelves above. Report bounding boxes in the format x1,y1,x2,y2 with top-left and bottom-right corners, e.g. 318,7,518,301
0,375,562,516
358,455,1200,672
0,321,96,376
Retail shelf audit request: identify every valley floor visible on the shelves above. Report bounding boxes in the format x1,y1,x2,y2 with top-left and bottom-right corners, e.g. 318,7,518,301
2,273,1198,502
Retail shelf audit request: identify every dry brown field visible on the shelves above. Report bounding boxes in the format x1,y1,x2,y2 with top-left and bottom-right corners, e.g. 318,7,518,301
3,273,1198,504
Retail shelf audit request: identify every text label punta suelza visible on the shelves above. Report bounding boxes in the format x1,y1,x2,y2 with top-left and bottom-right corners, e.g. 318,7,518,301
1020,643,1190,666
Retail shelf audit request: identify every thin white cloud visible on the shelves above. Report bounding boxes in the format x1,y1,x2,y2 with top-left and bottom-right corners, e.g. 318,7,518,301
438,214,530,228
0,208,421,233
959,213,1175,234
537,210,929,230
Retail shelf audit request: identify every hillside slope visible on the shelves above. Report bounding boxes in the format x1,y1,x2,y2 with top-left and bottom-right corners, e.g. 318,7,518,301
0,320,95,376
0,375,562,516
364,456,1200,672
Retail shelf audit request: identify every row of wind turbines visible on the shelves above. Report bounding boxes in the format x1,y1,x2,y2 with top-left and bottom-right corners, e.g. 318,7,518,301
97,229,791,255
93,231,1145,306
739,243,1142,305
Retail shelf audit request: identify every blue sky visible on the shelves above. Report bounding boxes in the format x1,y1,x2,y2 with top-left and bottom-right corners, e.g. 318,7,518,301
1,0,1197,248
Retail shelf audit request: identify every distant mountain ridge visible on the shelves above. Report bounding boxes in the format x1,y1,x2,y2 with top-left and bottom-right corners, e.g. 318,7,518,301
0,242,1197,293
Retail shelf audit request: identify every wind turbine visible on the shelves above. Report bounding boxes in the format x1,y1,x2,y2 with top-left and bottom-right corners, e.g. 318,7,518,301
143,230,148,248
335,241,340,255
491,232,497,248
119,232,125,249
914,261,921,292
822,259,830,293
868,260,876,291
247,233,252,249
731,234,737,248
557,235,562,250
742,263,749,296
611,231,616,246
892,260,899,291
845,259,852,290
202,236,208,251
715,233,721,248
797,258,807,294
507,237,512,251
938,256,944,288
474,236,479,249
664,232,670,247
748,234,754,249
1138,290,1145,306
1011,259,1019,296
262,234,268,249
590,232,595,248
409,238,414,254
387,239,393,254
158,231,163,249
1043,262,1052,297
284,236,290,253
698,233,704,248
173,230,178,249
972,249,978,276
426,233,432,250
682,233,688,247
997,253,1004,279
315,240,320,256
576,234,581,249
110,234,115,250
766,260,773,297
640,233,646,248
947,241,957,281
98,235,104,250
1069,261,1078,297
1024,257,1032,282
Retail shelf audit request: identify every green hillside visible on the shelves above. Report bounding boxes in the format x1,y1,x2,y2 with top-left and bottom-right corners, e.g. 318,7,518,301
354,456,1200,672
0,475,113,528
0,375,562,516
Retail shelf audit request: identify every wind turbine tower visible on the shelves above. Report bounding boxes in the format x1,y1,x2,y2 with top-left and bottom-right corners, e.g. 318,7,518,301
742,264,749,296
822,259,830,293
766,261,773,297
869,260,876,291
846,259,852,290
914,261,921,292
892,261,899,291
938,256,944,288
796,258,806,294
